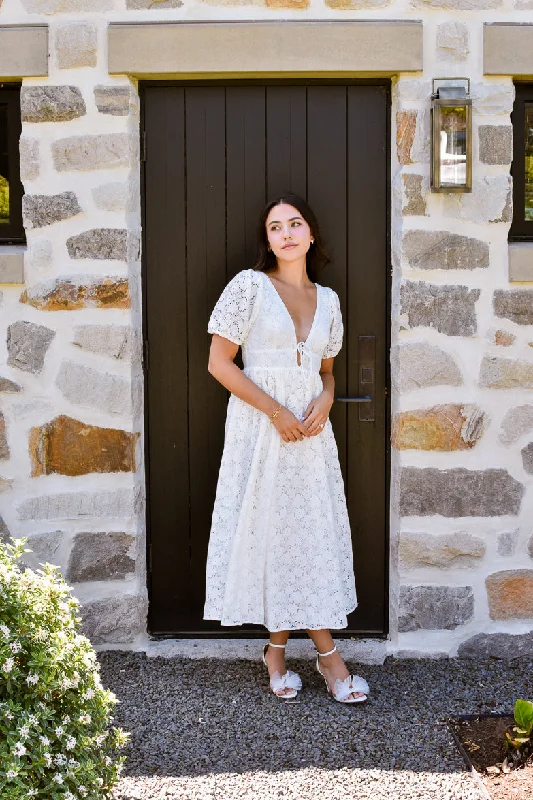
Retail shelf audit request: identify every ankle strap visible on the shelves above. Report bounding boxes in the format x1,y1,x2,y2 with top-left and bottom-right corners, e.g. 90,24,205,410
317,645,337,657
268,641,287,649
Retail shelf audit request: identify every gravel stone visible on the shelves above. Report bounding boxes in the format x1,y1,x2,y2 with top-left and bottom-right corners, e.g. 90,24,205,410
97,650,533,800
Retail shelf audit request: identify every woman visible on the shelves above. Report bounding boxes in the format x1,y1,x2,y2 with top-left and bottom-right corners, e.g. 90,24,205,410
204,194,369,704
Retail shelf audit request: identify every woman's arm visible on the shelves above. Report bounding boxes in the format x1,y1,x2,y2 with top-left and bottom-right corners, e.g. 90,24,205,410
301,357,335,436
208,334,311,442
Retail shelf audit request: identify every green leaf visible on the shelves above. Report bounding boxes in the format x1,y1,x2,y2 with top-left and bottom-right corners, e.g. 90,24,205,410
514,699,533,735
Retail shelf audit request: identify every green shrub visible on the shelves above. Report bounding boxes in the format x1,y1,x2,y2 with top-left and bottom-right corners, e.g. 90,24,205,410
0,175,9,222
504,699,533,766
0,537,130,799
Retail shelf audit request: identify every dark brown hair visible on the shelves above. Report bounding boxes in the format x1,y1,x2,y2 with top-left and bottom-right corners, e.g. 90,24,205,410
253,194,330,283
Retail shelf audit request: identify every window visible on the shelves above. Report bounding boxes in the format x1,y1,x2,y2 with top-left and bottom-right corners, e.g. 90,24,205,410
0,84,24,244
510,82,533,241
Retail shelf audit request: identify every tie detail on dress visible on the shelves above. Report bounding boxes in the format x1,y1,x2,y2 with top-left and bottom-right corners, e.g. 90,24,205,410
296,341,315,375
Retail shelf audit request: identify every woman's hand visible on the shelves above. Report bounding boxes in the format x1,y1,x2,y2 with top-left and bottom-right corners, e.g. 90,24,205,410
301,391,334,436
272,406,311,443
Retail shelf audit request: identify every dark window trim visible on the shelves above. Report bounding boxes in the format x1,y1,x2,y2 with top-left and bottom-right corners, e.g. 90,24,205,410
509,81,533,242
0,83,25,245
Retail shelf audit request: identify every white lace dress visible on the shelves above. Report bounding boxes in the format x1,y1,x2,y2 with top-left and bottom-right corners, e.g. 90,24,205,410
203,268,358,632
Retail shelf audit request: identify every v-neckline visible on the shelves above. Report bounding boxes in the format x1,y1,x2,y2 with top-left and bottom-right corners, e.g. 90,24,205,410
263,271,320,346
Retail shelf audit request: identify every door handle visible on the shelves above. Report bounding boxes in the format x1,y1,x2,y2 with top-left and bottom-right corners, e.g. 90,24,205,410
336,396,371,402
336,335,376,422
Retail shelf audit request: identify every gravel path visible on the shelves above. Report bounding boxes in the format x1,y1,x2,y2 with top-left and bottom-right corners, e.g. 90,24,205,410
99,650,533,800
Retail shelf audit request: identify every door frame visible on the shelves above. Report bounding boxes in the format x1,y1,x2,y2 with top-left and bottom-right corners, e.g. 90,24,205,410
139,77,392,639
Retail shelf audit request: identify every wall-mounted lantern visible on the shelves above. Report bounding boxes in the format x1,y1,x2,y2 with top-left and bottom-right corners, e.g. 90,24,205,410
430,78,472,193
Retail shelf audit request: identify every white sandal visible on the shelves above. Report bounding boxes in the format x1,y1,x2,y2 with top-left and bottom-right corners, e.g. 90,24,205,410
316,645,369,704
262,642,302,700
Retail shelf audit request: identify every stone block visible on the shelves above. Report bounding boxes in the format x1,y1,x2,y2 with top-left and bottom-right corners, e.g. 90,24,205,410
22,192,82,229
488,329,516,347
399,585,474,632
402,174,427,216
55,361,132,416
0,515,11,543
410,0,502,7
7,321,55,374
396,110,417,165
472,82,514,116
497,529,520,557
395,342,463,393
521,442,533,475
72,324,132,360
19,139,40,182
400,281,480,337
29,415,138,477
436,21,469,61
325,0,390,6
21,86,86,123
0,412,8,460
479,356,533,390
20,276,130,311
400,467,523,517
486,570,533,620
0,377,22,393
478,125,513,165
56,22,97,69
66,229,128,260
16,487,138,521
403,230,489,271
457,631,533,659
26,239,53,273
392,403,487,451
126,0,182,6
22,0,113,10
79,594,147,644
67,532,135,582
94,85,132,116
52,133,132,171
92,182,130,212
0,476,14,493
19,531,63,571
493,289,533,326
400,532,485,569
442,176,512,224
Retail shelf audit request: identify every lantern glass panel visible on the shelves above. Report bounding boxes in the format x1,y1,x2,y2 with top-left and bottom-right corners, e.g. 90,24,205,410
439,105,467,187
525,103,533,221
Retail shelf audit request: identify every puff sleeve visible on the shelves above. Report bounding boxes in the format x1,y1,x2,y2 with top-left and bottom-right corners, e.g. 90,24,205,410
207,269,260,346
322,288,344,359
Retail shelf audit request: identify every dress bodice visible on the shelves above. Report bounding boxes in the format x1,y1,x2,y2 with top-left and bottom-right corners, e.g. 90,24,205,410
208,269,343,377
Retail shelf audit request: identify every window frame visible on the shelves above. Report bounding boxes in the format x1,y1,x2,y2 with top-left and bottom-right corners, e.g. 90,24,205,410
0,83,24,245
509,81,533,242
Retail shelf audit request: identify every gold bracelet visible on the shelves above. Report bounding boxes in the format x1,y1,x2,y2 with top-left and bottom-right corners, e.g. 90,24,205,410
269,403,282,423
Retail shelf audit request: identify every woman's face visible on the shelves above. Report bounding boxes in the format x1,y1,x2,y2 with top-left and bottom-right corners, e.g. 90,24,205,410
265,203,313,261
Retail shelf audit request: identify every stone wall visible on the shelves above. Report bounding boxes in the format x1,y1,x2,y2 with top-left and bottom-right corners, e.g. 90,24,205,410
0,0,532,658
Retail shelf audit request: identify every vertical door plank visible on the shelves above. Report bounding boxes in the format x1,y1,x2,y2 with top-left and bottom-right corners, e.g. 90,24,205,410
266,86,307,200
144,87,190,633
347,85,389,632
306,86,348,480
226,87,267,273
185,88,228,627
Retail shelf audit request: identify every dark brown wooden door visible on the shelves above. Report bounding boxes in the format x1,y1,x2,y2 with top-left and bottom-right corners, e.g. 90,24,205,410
141,81,390,637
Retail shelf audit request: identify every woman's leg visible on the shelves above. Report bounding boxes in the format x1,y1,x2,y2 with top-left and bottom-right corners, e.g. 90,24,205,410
306,629,365,700
264,630,294,697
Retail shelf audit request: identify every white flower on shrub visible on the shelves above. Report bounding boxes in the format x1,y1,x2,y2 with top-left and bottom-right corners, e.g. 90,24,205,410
2,657,15,673
53,772,64,784
43,753,52,767
39,735,50,746
9,641,22,653
65,736,76,750
55,725,64,736
54,753,67,766
13,742,27,757
78,786,87,796
28,714,38,725
78,714,91,724
19,724,30,738
0,623,10,637
6,769,18,780
28,789,38,796
26,673,39,685
82,688,95,700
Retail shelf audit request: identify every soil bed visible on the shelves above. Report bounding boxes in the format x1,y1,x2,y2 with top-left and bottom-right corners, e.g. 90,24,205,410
449,714,533,800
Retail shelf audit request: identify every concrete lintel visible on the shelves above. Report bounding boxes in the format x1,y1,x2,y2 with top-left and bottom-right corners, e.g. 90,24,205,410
484,23,533,76
509,242,533,283
0,25,48,79
0,246,25,284
108,20,423,77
